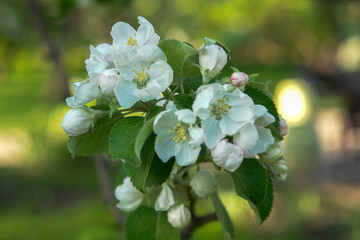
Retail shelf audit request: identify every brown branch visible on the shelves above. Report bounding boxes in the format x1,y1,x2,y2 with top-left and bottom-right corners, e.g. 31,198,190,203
94,154,125,226
180,189,217,239
180,213,218,240
27,0,71,99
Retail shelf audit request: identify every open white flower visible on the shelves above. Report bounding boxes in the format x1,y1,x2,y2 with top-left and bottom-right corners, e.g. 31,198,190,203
111,16,160,47
211,139,244,172
114,45,172,108
167,204,191,228
154,109,204,166
114,177,144,212
85,43,114,74
155,184,175,211
192,83,254,148
61,108,104,136
190,170,217,197
110,16,160,67
199,43,227,83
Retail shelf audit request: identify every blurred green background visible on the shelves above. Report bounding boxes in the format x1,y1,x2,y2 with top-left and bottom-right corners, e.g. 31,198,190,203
1,0,360,239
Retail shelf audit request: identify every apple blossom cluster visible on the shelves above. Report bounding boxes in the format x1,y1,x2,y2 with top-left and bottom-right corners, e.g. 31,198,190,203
62,16,288,238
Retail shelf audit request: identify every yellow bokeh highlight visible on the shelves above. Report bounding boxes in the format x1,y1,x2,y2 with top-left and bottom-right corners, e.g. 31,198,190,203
275,79,311,127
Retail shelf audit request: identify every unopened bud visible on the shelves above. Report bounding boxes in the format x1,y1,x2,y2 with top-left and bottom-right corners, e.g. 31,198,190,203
114,177,144,212
261,141,283,162
190,170,217,197
211,139,244,172
279,116,288,136
155,184,175,211
167,204,191,228
231,72,248,87
268,158,288,181
199,43,227,83
61,108,97,136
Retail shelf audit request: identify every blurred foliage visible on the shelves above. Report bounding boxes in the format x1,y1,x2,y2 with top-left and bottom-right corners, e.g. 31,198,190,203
1,0,360,239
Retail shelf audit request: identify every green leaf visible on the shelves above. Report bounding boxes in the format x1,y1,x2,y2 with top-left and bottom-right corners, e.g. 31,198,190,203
146,155,175,187
125,207,179,240
244,85,281,133
267,124,284,141
247,79,272,98
173,94,194,109
109,116,144,167
158,38,200,89
183,75,202,94
135,116,157,161
126,134,175,191
249,176,274,224
210,193,235,240
231,159,268,205
134,106,163,161
67,112,123,158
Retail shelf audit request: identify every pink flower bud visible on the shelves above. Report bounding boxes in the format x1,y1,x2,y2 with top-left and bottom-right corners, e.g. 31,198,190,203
231,72,248,87
279,117,288,136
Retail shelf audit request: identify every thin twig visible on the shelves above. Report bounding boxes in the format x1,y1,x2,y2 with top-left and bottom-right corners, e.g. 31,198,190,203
94,154,125,226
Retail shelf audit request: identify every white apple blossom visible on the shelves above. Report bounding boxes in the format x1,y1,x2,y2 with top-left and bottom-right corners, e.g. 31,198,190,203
199,43,227,83
61,108,104,136
190,170,217,197
155,184,175,211
111,16,160,47
110,17,160,67
167,204,191,228
192,83,254,148
154,109,204,166
114,177,144,212
85,43,114,74
211,139,244,172
114,45,172,108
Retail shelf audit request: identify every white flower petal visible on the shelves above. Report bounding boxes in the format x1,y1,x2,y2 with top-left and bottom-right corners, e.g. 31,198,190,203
251,126,275,154
233,122,259,151
155,184,174,211
255,111,275,127
153,110,178,134
175,109,196,124
74,80,101,106
219,115,241,135
114,79,139,108
188,127,205,146
155,131,177,163
137,44,166,62
175,142,200,166
203,117,225,149
136,16,160,46
111,22,136,45
192,88,214,120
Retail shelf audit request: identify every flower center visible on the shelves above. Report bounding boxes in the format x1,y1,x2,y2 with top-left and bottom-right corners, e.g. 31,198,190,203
211,96,232,120
127,34,138,46
169,123,188,143
132,65,150,89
